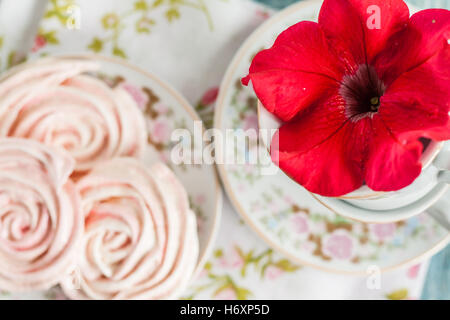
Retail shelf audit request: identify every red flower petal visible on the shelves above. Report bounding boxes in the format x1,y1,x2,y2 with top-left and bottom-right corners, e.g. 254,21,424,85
273,88,345,154
420,119,450,141
365,117,423,191
380,35,449,139
319,0,409,67
380,61,449,133
374,9,450,85
272,115,372,197
243,21,343,121
273,130,364,197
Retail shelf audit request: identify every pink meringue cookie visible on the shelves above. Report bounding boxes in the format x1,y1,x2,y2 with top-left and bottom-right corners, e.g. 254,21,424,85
0,138,83,291
62,158,199,300
0,57,147,173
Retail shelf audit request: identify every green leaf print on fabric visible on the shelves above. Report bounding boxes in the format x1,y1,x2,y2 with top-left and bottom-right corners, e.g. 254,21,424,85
87,37,104,52
45,0,77,25
112,46,127,59
36,0,77,52
184,246,300,300
136,17,156,33
87,0,216,58
166,8,181,22
0,36,26,71
386,288,409,300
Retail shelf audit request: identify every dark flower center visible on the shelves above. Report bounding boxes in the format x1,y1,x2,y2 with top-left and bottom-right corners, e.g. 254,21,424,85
340,65,385,121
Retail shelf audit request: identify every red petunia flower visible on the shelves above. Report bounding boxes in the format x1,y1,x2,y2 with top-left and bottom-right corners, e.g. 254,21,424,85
243,0,450,197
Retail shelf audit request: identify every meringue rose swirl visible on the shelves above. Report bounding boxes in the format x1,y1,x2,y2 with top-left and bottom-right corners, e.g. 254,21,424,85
0,138,83,291
62,158,199,299
0,57,147,173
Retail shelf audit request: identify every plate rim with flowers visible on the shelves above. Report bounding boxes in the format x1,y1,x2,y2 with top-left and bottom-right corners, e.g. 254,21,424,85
214,0,450,275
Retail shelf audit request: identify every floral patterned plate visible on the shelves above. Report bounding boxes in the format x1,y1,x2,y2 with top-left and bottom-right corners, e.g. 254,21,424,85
214,0,449,274
0,54,222,299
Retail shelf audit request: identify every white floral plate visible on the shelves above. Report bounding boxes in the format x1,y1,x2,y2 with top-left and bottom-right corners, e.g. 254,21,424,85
214,0,450,274
0,54,222,299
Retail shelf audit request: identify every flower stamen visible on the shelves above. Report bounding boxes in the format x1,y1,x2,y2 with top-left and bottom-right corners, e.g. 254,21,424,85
370,97,380,111
340,65,385,121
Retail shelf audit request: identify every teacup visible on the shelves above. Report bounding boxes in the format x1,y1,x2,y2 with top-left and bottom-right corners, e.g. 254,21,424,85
257,102,450,223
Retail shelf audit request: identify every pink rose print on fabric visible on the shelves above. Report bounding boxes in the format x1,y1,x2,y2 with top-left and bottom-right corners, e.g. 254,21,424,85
311,221,326,234
195,194,206,205
154,102,170,115
156,151,170,164
243,164,254,174
322,230,355,260
228,248,245,269
120,82,149,110
302,241,316,253
201,87,219,106
32,35,46,52
291,213,309,234
215,288,237,300
197,215,205,234
219,247,244,269
255,9,270,20
265,266,283,280
284,196,294,205
369,223,397,242
407,264,421,279
236,90,248,104
150,119,171,143
196,87,218,128
195,268,208,280
243,113,259,131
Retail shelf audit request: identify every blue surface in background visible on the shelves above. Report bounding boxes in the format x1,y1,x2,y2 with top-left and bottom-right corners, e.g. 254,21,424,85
253,0,450,300
256,0,450,9
422,245,450,299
